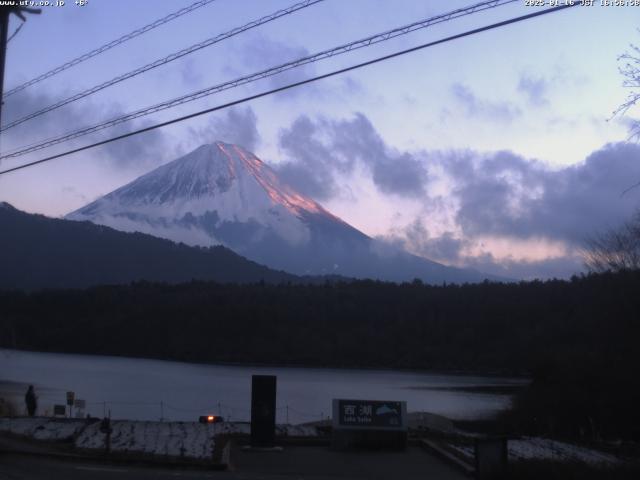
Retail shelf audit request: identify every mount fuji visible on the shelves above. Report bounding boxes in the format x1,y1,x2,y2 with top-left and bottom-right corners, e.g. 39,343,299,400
67,142,494,284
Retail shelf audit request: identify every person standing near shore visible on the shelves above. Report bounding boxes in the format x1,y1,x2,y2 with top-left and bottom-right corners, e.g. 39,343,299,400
25,385,37,417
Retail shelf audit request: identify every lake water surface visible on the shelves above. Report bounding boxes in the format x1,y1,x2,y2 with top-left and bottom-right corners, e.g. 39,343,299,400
1,349,525,423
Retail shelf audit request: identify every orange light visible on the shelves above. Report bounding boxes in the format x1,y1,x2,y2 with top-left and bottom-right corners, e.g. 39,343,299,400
199,414,222,424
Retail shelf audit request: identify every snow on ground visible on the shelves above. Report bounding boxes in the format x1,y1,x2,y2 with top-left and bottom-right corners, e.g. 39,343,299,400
449,436,620,466
509,436,620,465
215,421,251,436
0,417,86,441
279,424,318,437
1,417,319,460
1,416,620,466
75,421,217,459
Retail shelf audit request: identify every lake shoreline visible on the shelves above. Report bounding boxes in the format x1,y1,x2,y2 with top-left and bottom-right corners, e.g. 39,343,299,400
1,348,518,423
1,347,530,381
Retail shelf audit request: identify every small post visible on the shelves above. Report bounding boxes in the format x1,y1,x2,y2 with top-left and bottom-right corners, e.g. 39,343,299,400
100,414,112,455
66,391,75,418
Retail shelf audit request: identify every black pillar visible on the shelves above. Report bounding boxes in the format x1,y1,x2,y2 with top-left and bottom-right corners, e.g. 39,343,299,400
250,374,276,447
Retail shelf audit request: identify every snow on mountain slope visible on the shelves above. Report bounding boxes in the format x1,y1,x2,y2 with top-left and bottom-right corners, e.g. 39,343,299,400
67,142,495,283
69,142,350,247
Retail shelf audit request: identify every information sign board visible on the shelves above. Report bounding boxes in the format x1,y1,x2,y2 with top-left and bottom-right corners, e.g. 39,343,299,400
333,399,406,431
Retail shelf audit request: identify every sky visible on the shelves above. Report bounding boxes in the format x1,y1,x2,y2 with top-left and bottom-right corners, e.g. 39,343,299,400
1,0,639,280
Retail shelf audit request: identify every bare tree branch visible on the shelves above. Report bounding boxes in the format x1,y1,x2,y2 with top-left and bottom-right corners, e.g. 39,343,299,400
583,211,640,273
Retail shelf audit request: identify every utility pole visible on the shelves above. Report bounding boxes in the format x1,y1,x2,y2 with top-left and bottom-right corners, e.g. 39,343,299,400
0,6,41,126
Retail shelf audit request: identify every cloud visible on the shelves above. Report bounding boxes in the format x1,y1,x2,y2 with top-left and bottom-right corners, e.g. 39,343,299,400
330,113,427,197
277,115,341,200
451,83,521,122
383,217,586,280
229,35,316,100
276,112,428,200
180,57,203,87
61,185,88,204
452,142,640,243
2,89,91,140
1,89,169,170
399,218,466,263
615,114,640,140
518,73,549,106
228,34,363,101
377,141,640,279
190,106,260,151
100,118,168,169
273,109,640,279
463,252,584,281
238,35,309,76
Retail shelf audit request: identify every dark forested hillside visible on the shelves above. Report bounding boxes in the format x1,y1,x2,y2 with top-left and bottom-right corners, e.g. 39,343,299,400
2,273,638,371
0,202,298,289
1,271,639,438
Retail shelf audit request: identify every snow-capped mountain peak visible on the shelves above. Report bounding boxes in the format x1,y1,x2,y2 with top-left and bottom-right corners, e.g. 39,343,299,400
67,142,351,250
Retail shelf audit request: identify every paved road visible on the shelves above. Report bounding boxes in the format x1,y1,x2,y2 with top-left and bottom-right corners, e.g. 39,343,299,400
1,454,221,480
1,446,467,480
234,445,467,480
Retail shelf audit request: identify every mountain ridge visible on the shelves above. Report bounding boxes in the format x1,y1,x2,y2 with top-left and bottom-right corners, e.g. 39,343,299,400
0,202,303,291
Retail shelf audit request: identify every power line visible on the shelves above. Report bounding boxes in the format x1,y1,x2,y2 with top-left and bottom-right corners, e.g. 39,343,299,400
0,0,324,133
0,0,517,159
2,0,219,99
6,20,23,44
0,4,578,177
